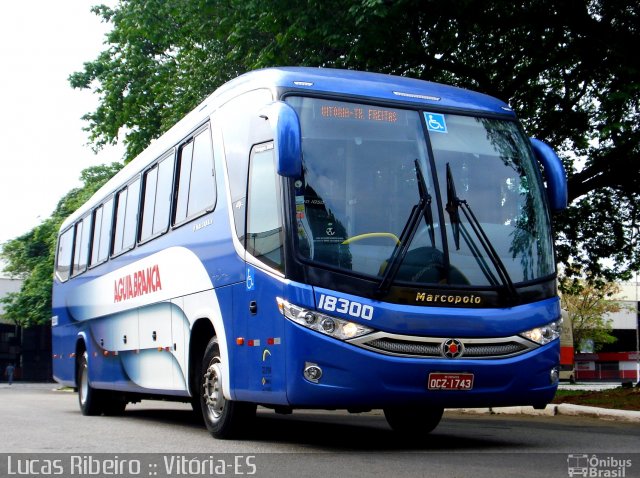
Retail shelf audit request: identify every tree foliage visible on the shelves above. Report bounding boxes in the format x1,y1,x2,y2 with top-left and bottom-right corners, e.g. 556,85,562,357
560,278,621,351
0,163,122,327
70,0,640,281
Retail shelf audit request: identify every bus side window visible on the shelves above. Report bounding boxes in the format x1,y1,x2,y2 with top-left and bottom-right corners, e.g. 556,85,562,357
123,178,141,250
174,127,215,226
154,153,174,235
140,165,159,242
89,197,114,267
97,197,114,263
245,142,284,271
55,228,74,282
141,151,175,243
71,215,91,277
112,178,141,256
174,141,193,224
90,205,104,267
188,129,216,217
113,188,128,255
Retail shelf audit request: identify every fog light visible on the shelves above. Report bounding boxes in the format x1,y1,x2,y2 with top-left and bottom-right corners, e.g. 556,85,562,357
303,362,323,383
550,367,559,384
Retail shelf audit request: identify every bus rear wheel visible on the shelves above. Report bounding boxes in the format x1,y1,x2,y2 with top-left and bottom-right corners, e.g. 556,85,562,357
77,351,105,416
383,406,443,434
199,337,256,439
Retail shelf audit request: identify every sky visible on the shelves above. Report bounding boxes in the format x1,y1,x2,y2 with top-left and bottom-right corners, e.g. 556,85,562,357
0,1,123,248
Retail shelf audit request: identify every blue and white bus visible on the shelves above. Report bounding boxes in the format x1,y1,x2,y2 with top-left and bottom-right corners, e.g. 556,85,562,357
52,67,568,438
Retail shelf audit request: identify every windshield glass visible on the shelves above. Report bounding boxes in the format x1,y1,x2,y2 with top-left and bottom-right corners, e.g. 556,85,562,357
286,97,554,288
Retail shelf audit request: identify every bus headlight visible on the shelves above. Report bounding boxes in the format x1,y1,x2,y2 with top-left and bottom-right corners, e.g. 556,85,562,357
520,320,562,345
277,298,374,340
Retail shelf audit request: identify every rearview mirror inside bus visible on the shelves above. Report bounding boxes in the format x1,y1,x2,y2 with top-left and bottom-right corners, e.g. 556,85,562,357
530,138,568,213
261,101,302,178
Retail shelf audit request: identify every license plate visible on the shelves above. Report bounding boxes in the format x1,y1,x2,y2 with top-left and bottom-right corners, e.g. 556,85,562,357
428,373,474,390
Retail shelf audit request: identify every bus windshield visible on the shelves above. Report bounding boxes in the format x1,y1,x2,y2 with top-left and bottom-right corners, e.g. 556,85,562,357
287,96,554,288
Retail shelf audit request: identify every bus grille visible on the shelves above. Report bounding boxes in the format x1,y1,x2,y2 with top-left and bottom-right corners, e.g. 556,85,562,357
366,339,441,356
350,333,536,359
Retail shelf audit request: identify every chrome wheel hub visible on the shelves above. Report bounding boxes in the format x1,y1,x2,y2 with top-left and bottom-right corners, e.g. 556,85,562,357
203,361,225,422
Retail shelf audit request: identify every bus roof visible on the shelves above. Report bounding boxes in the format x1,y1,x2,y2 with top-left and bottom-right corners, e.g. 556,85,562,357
61,67,515,231
220,67,514,116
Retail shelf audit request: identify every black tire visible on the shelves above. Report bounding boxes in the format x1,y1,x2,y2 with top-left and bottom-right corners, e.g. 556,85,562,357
199,337,256,439
77,351,105,416
191,395,204,423
102,392,127,416
383,406,444,434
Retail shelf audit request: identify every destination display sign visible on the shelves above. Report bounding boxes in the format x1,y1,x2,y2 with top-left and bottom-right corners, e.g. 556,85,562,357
319,103,399,123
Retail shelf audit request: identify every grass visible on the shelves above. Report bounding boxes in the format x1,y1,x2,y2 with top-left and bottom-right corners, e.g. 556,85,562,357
552,386,640,411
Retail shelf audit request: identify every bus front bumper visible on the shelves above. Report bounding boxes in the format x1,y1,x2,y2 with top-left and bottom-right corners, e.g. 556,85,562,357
284,321,559,410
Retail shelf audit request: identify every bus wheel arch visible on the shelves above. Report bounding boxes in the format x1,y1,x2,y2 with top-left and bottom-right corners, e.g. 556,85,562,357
188,317,216,420
189,318,216,398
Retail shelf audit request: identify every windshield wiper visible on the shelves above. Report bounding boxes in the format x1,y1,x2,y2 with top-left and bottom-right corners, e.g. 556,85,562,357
445,163,462,250
445,163,519,300
376,160,435,297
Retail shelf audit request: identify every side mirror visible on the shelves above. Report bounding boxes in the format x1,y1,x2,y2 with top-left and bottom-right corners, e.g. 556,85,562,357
260,102,302,178
530,138,568,212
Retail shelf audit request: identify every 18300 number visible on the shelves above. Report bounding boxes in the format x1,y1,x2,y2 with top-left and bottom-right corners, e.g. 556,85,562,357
318,294,374,320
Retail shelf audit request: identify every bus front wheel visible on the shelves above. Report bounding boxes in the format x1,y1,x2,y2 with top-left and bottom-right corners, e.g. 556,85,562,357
199,337,256,439
383,406,443,434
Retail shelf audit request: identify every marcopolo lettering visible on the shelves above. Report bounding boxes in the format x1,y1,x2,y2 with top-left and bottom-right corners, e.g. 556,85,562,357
114,264,162,303
415,292,482,305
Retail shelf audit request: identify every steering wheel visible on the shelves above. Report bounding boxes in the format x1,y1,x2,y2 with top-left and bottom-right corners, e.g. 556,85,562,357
341,232,400,245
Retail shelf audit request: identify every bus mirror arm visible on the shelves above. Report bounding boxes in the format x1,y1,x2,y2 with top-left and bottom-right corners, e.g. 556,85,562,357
529,138,568,213
260,102,303,178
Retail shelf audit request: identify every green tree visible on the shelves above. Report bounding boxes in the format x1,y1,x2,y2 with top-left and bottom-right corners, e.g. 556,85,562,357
0,163,122,327
70,0,640,280
560,279,621,351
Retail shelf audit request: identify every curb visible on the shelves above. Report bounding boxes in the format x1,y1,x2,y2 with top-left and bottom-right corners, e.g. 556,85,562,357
449,404,640,423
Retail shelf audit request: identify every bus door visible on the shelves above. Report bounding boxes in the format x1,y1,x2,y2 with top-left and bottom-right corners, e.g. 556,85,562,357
239,141,287,402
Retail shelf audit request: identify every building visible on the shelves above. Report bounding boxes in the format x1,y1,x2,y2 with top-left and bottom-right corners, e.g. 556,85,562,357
0,268,23,380
575,280,640,381
0,263,53,382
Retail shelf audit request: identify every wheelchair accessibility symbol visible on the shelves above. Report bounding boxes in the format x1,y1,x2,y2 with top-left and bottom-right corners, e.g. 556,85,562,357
425,112,448,133
246,266,256,291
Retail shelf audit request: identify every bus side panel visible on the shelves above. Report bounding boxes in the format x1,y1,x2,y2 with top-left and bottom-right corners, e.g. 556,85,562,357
51,322,80,387
54,245,223,395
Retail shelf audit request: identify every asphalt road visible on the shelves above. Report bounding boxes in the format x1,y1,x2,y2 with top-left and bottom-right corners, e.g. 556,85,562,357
1,383,639,478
